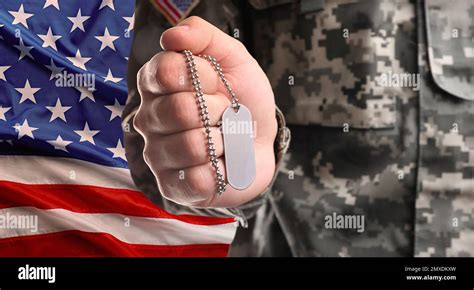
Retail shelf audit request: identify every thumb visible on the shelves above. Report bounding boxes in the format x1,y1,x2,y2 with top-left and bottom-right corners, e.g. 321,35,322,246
159,16,251,68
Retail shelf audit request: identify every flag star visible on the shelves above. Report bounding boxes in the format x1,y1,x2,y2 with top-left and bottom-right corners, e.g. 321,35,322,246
74,122,100,145
107,140,126,160
47,135,73,152
99,0,115,10
45,59,65,80
46,98,71,122
9,4,34,28
104,69,122,83
105,99,124,121
38,27,62,51
66,50,91,70
14,38,34,60
14,119,38,139
0,66,11,81
0,106,11,121
16,79,40,104
123,14,134,31
77,87,95,102
43,0,60,10
68,9,90,32
95,27,119,51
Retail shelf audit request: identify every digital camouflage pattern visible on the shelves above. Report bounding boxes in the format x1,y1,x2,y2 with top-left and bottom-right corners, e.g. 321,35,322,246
415,0,474,257
123,0,474,257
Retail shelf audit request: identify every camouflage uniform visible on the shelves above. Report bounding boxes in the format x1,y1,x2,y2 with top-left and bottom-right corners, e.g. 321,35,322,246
123,0,474,257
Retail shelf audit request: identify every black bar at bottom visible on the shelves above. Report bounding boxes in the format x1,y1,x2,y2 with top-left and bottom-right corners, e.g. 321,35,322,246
0,258,472,289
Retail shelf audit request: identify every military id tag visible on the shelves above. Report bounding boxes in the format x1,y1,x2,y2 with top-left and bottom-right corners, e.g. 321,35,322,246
221,104,256,190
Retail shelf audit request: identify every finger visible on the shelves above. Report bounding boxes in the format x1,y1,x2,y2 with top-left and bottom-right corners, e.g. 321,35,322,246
160,16,251,68
143,127,223,170
154,156,228,206
141,91,230,135
155,143,275,208
137,50,219,98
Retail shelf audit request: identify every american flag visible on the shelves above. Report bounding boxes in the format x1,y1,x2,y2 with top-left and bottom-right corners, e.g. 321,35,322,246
151,0,200,25
0,0,236,257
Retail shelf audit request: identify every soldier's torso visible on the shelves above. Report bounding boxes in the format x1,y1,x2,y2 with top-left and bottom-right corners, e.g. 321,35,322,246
249,0,474,257
125,0,474,257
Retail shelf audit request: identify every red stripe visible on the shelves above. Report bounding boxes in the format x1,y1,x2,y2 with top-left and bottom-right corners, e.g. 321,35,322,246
162,0,181,20
155,0,179,23
0,230,229,257
0,180,235,225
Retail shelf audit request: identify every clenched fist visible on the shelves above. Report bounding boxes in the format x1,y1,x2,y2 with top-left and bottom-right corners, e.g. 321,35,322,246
133,16,277,208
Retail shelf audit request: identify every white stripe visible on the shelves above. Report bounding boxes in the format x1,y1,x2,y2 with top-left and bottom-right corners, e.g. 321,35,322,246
0,155,137,190
0,207,237,245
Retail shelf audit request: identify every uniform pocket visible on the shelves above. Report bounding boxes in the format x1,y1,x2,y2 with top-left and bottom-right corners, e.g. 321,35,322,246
424,0,474,101
249,0,419,129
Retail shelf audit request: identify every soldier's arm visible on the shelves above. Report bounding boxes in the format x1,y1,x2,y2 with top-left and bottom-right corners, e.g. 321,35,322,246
123,1,289,226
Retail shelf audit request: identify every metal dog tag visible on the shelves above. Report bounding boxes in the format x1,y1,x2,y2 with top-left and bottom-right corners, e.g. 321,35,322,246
221,104,256,190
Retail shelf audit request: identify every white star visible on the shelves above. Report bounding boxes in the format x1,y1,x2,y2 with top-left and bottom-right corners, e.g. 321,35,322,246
14,119,38,139
0,106,11,121
47,135,73,152
43,0,60,10
99,0,115,11
123,14,134,32
16,79,40,104
104,69,122,83
66,50,91,70
45,59,65,80
46,98,71,122
95,27,119,51
68,9,90,32
105,99,125,121
9,4,34,28
0,66,10,81
38,27,62,51
14,38,34,60
107,140,126,160
76,87,95,102
74,122,100,145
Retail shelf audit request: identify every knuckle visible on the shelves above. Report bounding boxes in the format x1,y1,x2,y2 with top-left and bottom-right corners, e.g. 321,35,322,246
169,94,195,128
155,53,178,91
158,174,192,206
143,138,167,171
183,130,206,163
186,166,213,198
137,57,158,95
160,188,175,202
142,142,152,160
142,143,154,167
155,175,176,202
133,109,146,134
136,65,146,91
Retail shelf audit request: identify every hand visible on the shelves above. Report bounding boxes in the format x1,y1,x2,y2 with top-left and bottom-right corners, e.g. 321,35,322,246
133,16,277,208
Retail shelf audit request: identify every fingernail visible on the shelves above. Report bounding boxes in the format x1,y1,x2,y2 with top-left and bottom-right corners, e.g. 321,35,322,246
159,25,189,49
174,24,190,30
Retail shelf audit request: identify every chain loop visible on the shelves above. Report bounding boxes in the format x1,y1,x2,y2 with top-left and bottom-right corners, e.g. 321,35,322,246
183,50,237,195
